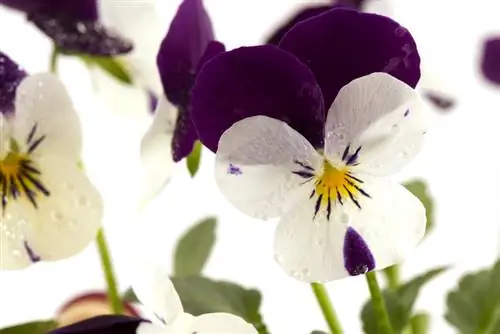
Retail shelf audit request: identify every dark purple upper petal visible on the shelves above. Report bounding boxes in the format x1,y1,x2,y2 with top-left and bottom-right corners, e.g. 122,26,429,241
0,0,98,21
481,37,500,85
279,8,421,109
266,5,333,46
343,227,375,276
190,45,325,153
171,41,226,162
28,13,133,56
0,51,27,115
157,0,214,106
49,315,145,334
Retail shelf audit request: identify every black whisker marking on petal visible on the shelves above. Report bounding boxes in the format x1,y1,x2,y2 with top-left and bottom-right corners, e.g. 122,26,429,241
346,146,362,166
9,175,19,199
27,135,46,154
345,173,363,183
336,187,343,206
20,160,41,174
342,145,350,161
314,194,323,219
345,178,371,198
16,175,37,208
326,189,332,221
26,124,38,144
294,160,314,171
21,171,50,196
0,173,6,211
309,189,316,199
292,170,315,179
344,185,361,209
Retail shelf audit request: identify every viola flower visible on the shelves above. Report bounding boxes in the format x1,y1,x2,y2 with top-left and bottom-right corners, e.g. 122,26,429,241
0,0,132,55
56,292,140,327
140,0,224,201
0,51,103,270
190,9,428,282
51,264,257,334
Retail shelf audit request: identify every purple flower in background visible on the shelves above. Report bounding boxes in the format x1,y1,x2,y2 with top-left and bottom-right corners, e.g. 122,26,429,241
190,9,428,282
140,0,224,202
0,0,132,55
0,51,103,270
50,264,257,334
481,37,500,85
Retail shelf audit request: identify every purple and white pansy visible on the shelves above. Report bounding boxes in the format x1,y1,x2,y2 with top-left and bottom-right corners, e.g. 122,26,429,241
190,9,429,282
0,52,103,270
139,0,224,202
0,0,132,55
50,263,257,334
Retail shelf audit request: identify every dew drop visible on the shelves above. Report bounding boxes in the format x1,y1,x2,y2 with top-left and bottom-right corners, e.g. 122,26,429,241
317,238,325,246
51,211,64,222
340,213,350,225
274,254,284,265
12,250,21,257
301,268,310,278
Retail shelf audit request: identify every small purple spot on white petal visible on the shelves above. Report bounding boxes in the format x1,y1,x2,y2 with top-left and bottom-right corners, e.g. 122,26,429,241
404,109,410,117
23,241,41,263
343,227,375,276
227,164,242,175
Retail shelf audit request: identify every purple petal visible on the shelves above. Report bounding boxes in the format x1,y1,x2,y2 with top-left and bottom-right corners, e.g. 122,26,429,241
49,315,145,334
190,45,325,153
266,5,333,46
172,41,225,161
28,13,133,56
279,8,421,109
0,0,98,21
0,51,27,115
157,0,214,106
481,37,500,85
343,227,375,276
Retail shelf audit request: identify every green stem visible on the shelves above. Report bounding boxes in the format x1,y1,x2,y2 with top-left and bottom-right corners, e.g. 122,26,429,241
385,265,401,290
310,283,343,334
49,45,59,73
365,272,394,334
96,229,124,314
410,313,430,334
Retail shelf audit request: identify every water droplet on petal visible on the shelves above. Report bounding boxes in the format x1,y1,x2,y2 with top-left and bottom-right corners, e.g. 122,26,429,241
340,213,350,225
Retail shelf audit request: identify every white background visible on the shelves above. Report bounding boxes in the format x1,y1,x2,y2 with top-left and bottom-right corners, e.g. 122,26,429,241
1,0,500,333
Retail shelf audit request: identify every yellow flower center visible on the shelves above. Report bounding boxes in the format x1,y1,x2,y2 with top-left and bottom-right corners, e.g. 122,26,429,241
0,132,50,211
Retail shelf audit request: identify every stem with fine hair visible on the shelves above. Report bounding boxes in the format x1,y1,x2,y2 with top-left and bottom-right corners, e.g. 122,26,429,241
365,271,394,334
310,283,344,334
96,229,124,314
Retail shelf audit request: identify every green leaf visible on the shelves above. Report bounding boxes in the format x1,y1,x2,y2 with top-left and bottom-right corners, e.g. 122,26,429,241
186,141,202,177
80,55,133,84
174,217,216,277
171,276,266,331
445,259,500,334
362,266,448,333
0,320,58,334
403,180,434,236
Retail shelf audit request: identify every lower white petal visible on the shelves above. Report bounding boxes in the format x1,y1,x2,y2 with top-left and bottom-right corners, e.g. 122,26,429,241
131,262,183,324
274,177,425,282
140,96,177,205
190,313,257,334
324,73,429,176
137,322,171,334
216,115,322,220
1,155,103,267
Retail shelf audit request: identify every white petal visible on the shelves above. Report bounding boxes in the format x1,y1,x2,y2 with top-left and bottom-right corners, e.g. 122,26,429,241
131,262,183,324
274,178,425,282
98,0,166,92
137,322,171,334
189,313,258,334
12,73,82,161
215,115,322,220
139,97,177,205
324,72,429,176
2,155,102,267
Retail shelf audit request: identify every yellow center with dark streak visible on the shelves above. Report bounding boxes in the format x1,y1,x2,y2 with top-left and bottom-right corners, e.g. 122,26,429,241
315,159,362,205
